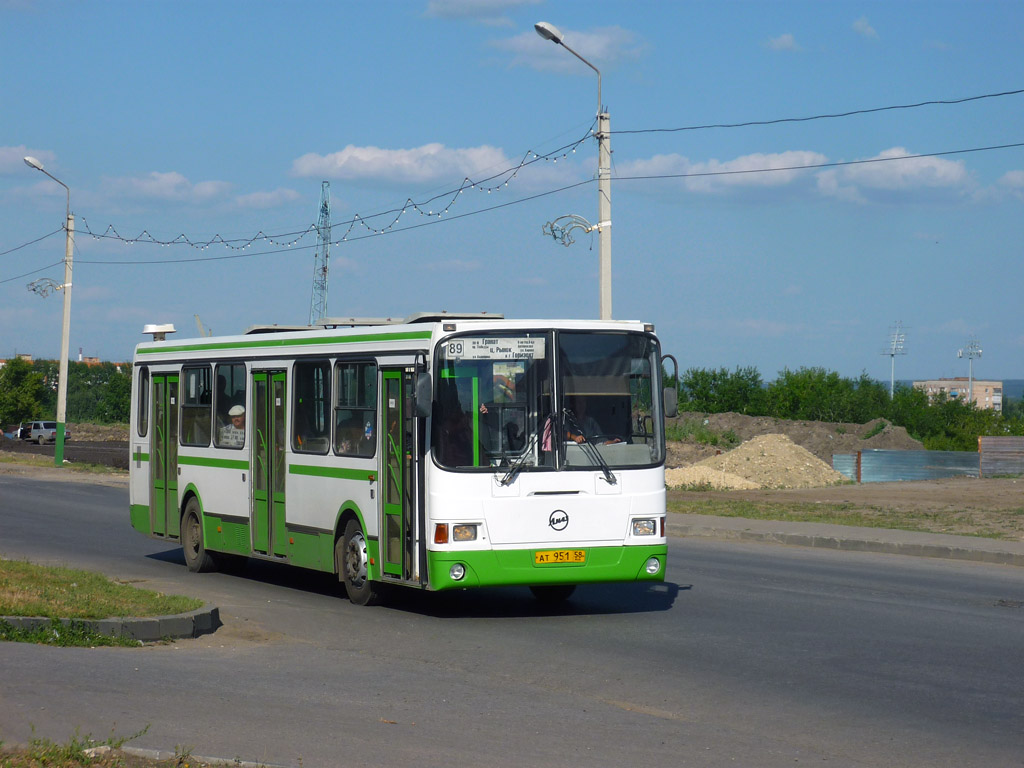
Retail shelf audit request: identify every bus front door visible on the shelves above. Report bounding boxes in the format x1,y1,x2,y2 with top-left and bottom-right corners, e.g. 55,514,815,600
150,373,179,538
381,369,419,581
252,370,287,558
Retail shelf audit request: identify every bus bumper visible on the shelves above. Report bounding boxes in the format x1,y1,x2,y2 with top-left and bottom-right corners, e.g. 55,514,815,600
426,544,667,591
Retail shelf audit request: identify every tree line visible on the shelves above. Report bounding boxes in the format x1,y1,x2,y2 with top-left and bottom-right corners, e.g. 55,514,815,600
0,357,131,427
2,357,1018,451
668,365,1023,451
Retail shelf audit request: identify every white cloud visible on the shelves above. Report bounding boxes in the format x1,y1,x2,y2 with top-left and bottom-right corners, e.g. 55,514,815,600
818,147,971,202
235,188,301,209
853,16,878,39
766,33,800,52
997,170,1024,201
490,25,645,73
425,0,540,26
293,143,515,185
0,145,57,174
104,171,232,203
998,170,1024,188
617,150,827,194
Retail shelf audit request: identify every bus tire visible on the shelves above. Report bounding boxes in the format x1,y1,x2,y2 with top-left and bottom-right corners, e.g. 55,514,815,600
338,519,381,606
182,498,217,573
529,584,576,603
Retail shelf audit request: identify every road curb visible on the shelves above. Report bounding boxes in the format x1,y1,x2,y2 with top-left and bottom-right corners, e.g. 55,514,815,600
0,604,221,642
667,515,1024,567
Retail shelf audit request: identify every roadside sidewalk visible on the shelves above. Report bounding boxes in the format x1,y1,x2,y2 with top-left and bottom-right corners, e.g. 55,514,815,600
667,513,1024,567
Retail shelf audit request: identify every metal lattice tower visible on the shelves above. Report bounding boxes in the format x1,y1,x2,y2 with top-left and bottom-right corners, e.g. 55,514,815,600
308,181,331,325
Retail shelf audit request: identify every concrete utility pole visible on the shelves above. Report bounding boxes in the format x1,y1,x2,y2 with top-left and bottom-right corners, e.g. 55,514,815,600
24,156,74,467
535,22,612,320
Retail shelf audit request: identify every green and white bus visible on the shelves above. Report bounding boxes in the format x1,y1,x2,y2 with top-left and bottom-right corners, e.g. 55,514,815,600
129,313,672,605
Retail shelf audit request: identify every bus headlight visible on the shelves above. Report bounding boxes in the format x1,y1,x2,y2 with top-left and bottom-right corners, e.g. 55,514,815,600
632,518,656,536
453,524,478,542
645,557,661,575
450,563,466,581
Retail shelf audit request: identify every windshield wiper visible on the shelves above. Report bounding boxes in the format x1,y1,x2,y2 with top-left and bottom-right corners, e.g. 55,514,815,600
498,431,538,486
562,408,617,485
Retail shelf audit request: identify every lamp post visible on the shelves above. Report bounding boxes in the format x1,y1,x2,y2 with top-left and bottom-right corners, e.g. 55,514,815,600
957,338,982,406
535,21,612,320
24,156,74,467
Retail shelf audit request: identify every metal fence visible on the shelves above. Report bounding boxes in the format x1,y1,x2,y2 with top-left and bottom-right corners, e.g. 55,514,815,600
978,436,1024,477
832,449,980,483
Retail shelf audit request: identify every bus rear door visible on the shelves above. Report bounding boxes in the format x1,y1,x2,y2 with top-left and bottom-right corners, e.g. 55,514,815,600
150,373,179,538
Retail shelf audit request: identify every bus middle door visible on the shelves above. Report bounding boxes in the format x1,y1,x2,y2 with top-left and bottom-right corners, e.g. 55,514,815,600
252,370,287,558
381,368,418,581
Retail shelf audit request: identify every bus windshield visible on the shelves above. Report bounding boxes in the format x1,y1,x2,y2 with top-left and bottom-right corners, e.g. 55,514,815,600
433,331,663,472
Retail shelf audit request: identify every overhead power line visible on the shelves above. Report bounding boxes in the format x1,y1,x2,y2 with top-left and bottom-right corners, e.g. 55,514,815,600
614,87,1024,135
64,139,1024,269
0,227,65,258
612,141,1024,182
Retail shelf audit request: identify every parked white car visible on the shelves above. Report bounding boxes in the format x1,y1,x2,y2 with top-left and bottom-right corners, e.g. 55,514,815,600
19,421,71,444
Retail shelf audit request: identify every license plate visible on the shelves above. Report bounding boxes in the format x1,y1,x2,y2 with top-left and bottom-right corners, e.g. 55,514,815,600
534,549,586,565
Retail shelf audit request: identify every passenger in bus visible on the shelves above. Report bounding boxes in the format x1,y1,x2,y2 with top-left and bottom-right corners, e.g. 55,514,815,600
219,404,245,447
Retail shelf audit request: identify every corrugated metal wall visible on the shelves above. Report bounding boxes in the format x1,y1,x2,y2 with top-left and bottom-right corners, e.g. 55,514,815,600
979,436,1024,477
831,449,979,483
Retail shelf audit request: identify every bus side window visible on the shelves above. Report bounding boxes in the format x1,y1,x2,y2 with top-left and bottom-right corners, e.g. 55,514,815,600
334,361,377,457
293,360,330,454
181,365,212,447
214,363,246,449
137,367,150,438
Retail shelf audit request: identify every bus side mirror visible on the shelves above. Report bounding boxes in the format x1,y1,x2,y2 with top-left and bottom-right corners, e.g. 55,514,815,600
415,373,432,418
663,387,678,419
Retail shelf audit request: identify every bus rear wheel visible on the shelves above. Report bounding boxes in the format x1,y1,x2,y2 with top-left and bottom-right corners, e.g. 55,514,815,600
529,584,576,603
182,498,217,573
337,519,381,606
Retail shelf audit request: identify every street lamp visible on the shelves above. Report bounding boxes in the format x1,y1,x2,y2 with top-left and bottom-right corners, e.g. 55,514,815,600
958,338,982,406
535,21,612,320
24,155,74,467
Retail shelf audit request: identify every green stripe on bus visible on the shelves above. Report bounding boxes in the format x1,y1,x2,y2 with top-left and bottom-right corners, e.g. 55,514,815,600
289,464,378,482
137,330,432,355
178,455,250,470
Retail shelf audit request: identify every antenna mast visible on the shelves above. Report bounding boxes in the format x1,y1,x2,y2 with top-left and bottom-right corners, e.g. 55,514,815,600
309,181,331,325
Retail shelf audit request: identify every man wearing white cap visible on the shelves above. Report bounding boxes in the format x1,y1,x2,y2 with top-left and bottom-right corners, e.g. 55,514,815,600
219,404,246,447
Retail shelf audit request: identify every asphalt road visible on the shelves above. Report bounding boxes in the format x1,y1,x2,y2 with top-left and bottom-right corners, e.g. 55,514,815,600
1,476,1023,767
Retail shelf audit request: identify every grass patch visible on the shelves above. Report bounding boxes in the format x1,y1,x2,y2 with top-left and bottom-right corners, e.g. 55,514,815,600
0,618,143,648
666,419,740,449
0,727,208,768
667,495,1022,540
0,559,201,621
861,420,888,440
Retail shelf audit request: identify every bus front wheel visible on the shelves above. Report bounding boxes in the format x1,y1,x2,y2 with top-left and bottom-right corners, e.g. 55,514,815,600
182,498,217,573
338,519,381,606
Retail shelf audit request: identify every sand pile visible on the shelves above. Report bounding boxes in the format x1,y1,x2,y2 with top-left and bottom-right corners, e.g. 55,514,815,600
666,433,847,490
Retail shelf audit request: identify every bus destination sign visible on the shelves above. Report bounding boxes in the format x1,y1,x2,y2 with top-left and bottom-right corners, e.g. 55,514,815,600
444,337,545,361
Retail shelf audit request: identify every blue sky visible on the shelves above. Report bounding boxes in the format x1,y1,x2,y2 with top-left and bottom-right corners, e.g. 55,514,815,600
2,0,1023,384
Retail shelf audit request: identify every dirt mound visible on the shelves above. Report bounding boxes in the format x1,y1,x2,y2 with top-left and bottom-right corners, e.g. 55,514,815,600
667,412,923,468
667,433,848,490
